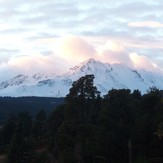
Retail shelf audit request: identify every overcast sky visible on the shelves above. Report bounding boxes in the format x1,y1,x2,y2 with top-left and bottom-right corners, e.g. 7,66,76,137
0,0,163,80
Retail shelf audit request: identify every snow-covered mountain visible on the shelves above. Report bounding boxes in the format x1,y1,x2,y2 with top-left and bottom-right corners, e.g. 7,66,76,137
0,58,163,97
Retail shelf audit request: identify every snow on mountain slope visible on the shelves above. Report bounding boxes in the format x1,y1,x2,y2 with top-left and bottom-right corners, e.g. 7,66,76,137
0,58,163,97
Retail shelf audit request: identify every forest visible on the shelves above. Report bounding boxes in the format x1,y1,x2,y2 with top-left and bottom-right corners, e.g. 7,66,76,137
0,74,163,163
0,96,64,124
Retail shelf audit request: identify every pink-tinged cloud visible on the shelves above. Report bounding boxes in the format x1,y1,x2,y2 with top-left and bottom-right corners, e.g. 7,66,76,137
97,41,133,66
97,40,162,72
105,41,125,52
0,54,68,78
129,53,158,71
128,21,163,28
57,35,96,63
102,50,132,66
0,36,162,81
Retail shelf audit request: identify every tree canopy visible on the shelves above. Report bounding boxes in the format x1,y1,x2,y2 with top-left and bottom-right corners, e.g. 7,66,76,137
0,75,163,163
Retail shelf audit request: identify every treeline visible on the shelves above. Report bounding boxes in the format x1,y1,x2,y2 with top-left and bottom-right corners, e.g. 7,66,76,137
0,97,64,123
0,75,163,163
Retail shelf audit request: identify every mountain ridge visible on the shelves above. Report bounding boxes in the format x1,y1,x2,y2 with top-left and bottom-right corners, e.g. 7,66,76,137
0,58,163,97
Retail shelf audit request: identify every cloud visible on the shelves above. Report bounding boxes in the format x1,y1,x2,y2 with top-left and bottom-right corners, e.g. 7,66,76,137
95,39,163,72
102,50,132,66
129,53,159,71
0,35,162,82
0,48,20,55
96,41,133,66
56,35,96,63
104,41,125,52
0,54,68,81
128,21,163,28
0,0,163,49
9,55,68,73
0,0,163,81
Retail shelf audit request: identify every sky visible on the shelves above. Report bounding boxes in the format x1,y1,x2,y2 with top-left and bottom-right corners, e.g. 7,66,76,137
0,0,163,81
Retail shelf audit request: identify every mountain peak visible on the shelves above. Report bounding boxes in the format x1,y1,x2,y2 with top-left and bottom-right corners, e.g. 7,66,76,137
0,58,163,97
68,58,96,72
86,58,97,64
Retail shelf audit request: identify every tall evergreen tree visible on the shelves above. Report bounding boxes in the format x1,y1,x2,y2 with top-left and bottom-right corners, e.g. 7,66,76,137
66,74,100,103
33,110,47,142
7,112,34,163
0,114,17,153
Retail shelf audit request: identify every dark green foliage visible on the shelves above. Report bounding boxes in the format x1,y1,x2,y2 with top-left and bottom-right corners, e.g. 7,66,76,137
0,114,17,153
47,104,65,150
7,133,34,163
0,76,163,163
66,74,100,103
33,151,50,163
55,121,76,163
65,74,100,124
33,110,47,142
100,89,135,162
156,122,163,139
132,88,163,161
0,96,64,124
7,112,34,163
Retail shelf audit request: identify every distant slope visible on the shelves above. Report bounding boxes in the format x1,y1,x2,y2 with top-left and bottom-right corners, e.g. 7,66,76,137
0,97,64,123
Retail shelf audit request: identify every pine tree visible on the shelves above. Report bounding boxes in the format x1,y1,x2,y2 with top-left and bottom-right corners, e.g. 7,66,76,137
7,112,34,163
66,74,100,103
33,110,47,142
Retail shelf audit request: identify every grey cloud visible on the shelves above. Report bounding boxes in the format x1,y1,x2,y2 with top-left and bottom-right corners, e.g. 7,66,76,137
0,48,20,54
17,1,80,25
26,32,59,41
1,0,162,40
0,28,27,34
41,50,54,56
0,49,20,62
